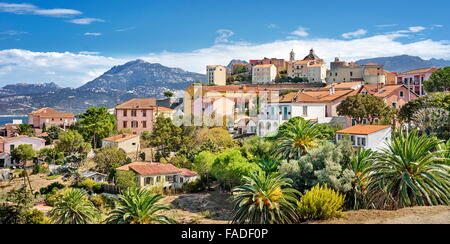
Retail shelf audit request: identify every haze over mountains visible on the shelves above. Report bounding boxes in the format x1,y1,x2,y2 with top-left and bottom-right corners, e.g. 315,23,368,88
0,60,205,115
356,55,450,73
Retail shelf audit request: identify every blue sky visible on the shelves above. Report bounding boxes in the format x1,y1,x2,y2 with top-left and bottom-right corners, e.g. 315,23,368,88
0,0,449,87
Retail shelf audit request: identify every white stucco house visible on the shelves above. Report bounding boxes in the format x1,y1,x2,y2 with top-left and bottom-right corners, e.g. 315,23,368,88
336,125,392,152
82,171,108,183
102,134,140,154
252,64,277,84
0,136,46,168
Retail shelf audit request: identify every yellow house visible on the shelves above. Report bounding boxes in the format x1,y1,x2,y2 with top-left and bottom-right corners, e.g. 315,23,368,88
117,162,199,189
102,134,140,154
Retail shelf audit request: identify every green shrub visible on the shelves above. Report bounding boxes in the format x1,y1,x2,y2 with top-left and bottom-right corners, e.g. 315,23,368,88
46,175,60,181
39,182,65,195
92,184,104,194
297,185,345,221
44,188,63,207
32,164,48,175
78,179,97,190
182,180,204,193
90,194,105,208
23,209,51,224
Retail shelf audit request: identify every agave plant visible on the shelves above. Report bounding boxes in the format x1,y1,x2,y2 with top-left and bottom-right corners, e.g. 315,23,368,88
106,188,174,224
49,188,100,224
437,139,450,165
231,172,299,224
274,118,321,160
348,149,375,209
367,130,450,209
257,159,280,175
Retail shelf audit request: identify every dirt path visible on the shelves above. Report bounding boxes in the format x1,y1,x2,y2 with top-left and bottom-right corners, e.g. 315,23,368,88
315,206,450,224
161,193,233,224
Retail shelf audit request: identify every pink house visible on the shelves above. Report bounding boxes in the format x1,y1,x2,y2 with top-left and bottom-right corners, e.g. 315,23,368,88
0,136,46,168
396,68,438,96
115,98,157,135
361,84,418,110
28,107,75,129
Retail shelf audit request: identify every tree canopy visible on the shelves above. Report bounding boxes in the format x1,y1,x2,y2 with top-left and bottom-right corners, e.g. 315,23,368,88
398,92,450,122
55,130,91,155
424,67,450,93
337,94,395,124
94,146,131,179
73,107,116,148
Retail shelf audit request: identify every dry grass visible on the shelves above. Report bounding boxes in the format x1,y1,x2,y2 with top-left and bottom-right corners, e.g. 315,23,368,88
312,206,450,224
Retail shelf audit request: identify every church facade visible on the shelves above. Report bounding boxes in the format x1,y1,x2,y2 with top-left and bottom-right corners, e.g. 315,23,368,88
287,49,328,83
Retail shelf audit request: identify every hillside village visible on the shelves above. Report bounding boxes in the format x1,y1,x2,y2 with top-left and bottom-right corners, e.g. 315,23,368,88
0,48,449,224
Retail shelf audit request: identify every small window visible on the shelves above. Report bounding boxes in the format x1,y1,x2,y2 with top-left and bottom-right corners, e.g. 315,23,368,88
392,102,397,108
156,176,162,182
145,177,154,186
131,110,137,117
142,121,147,128
361,138,366,146
303,106,308,116
10,145,15,151
123,110,128,117
142,110,147,117
123,121,128,128
399,91,404,98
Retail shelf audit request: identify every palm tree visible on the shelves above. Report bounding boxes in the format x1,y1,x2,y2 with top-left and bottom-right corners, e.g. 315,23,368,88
367,130,450,209
49,189,100,224
348,148,374,209
231,172,299,224
274,118,321,160
106,188,174,224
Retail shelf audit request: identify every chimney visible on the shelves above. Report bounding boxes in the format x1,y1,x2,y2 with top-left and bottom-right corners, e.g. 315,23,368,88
329,84,336,95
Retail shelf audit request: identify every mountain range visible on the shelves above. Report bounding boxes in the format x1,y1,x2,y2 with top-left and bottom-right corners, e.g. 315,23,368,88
0,60,205,115
356,55,450,73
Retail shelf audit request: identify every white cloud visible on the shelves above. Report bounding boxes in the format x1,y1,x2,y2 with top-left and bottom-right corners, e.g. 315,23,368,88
215,29,234,44
432,24,444,28
84,32,102,36
1,31,450,88
267,24,279,29
375,24,398,28
290,27,309,37
115,27,136,32
0,49,122,87
408,26,426,33
0,2,81,17
0,30,27,36
78,51,100,55
342,29,367,39
68,18,105,25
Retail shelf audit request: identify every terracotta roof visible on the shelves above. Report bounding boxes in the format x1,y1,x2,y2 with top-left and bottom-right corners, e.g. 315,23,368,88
117,162,184,176
337,125,391,135
5,124,19,130
0,135,46,143
28,107,74,118
207,65,226,69
281,88,360,103
399,67,438,75
116,98,157,109
157,106,175,112
323,82,363,90
103,134,139,143
364,85,403,98
179,168,199,177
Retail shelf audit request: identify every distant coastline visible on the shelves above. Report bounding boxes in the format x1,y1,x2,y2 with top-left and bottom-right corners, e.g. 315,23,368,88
0,115,27,117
